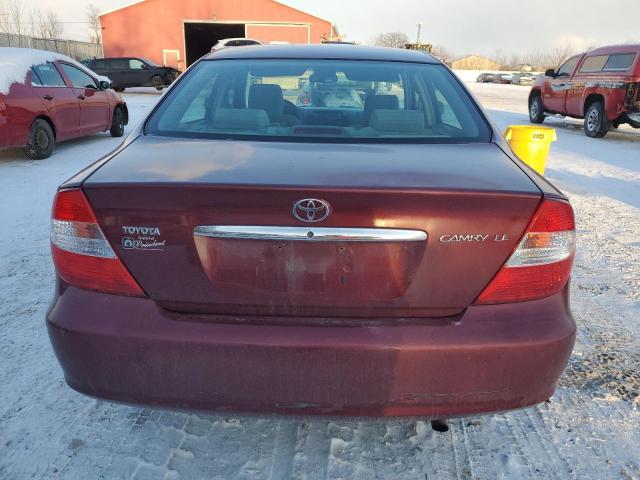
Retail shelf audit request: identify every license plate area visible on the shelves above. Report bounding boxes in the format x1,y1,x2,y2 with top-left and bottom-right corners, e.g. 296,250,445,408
193,226,427,306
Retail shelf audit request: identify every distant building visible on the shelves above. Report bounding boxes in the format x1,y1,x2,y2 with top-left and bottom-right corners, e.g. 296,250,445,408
405,43,432,53
519,63,533,72
100,0,337,70
451,55,501,71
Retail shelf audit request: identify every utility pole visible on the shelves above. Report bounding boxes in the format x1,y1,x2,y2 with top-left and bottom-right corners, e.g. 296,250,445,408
416,23,422,44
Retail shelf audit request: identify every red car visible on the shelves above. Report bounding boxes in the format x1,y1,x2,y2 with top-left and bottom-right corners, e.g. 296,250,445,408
47,45,576,422
0,48,128,159
529,44,640,137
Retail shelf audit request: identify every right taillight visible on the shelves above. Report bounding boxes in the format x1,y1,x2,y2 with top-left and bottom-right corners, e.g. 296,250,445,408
625,82,640,107
474,199,575,305
51,189,145,297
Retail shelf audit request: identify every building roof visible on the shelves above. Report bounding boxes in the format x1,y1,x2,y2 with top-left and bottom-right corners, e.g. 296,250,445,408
99,0,334,25
451,54,498,64
205,44,440,63
99,0,145,17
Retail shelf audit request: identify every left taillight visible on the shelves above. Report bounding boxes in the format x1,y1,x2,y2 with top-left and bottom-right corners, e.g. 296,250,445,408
474,199,576,305
51,189,145,297
0,95,6,111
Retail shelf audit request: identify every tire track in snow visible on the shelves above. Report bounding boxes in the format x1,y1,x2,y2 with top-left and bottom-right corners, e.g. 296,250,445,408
291,422,332,479
268,420,298,480
522,407,574,478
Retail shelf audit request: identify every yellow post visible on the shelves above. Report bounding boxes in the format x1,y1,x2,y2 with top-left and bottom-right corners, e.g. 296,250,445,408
503,126,557,175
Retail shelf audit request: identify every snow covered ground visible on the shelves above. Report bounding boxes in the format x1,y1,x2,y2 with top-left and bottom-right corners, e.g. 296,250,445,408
1,84,639,479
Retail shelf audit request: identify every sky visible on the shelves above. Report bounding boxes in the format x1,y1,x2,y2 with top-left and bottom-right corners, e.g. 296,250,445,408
6,0,640,58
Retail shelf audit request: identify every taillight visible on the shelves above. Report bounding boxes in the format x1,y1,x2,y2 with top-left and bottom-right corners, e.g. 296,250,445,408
51,189,145,297
474,199,575,305
625,82,640,107
0,95,6,111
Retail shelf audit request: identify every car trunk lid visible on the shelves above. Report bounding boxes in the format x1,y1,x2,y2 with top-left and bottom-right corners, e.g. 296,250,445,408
83,136,541,318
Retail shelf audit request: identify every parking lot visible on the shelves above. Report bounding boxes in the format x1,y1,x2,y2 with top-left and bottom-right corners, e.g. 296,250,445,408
1,83,639,479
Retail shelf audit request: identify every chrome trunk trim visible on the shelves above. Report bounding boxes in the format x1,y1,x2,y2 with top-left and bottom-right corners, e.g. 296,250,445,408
194,226,427,242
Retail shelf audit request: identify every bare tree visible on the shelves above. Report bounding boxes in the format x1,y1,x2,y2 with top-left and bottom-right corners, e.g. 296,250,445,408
0,1,11,34
27,8,42,39
489,49,507,69
372,32,409,49
39,9,63,40
548,41,578,68
431,44,454,62
4,0,26,46
87,4,101,45
522,50,550,71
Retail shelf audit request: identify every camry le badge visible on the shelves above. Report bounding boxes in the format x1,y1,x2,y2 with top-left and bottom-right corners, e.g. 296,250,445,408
292,199,331,223
440,234,510,243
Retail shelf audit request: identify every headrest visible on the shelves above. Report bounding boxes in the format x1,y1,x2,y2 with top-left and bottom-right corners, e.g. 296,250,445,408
364,95,400,113
369,110,425,132
248,84,284,121
212,109,270,132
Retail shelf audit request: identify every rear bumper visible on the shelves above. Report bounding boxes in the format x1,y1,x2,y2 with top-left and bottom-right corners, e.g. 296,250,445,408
47,285,576,418
626,110,640,125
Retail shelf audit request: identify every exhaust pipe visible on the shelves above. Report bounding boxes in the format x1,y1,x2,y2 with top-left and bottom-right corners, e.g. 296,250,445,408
430,419,449,432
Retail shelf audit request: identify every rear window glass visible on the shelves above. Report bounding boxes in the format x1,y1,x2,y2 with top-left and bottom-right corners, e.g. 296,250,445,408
31,63,66,87
580,53,637,73
145,59,490,143
604,53,636,71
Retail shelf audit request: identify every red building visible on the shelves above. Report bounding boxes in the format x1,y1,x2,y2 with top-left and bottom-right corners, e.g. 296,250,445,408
100,0,337,70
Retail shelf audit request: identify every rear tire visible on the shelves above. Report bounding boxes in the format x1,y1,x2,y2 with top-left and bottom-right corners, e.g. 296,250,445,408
529,95,545,124
151,75,163,90
110,107,125,137
24,119,54,159
584,101,609,138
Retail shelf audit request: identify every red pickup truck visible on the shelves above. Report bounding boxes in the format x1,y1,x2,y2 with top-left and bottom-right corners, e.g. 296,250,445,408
529,44,640,137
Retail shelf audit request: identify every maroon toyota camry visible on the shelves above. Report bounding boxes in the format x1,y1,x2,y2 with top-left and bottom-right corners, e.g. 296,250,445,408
47,45,576,419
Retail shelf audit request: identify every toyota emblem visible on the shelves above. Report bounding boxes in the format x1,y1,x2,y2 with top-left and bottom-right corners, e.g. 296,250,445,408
292,199,331,223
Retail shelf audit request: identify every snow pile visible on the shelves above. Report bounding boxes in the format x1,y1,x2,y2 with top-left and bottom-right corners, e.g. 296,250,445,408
0,47,110,94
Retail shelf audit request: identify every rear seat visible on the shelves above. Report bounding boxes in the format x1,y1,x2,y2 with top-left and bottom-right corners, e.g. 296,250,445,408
212,109,270,132
248,84,300,126
364,95,399,123
369,110,425,132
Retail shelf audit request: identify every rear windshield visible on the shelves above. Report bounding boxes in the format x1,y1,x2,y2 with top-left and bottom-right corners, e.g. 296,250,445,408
145,59,490,143
580,53,637,73
603,53,636,71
